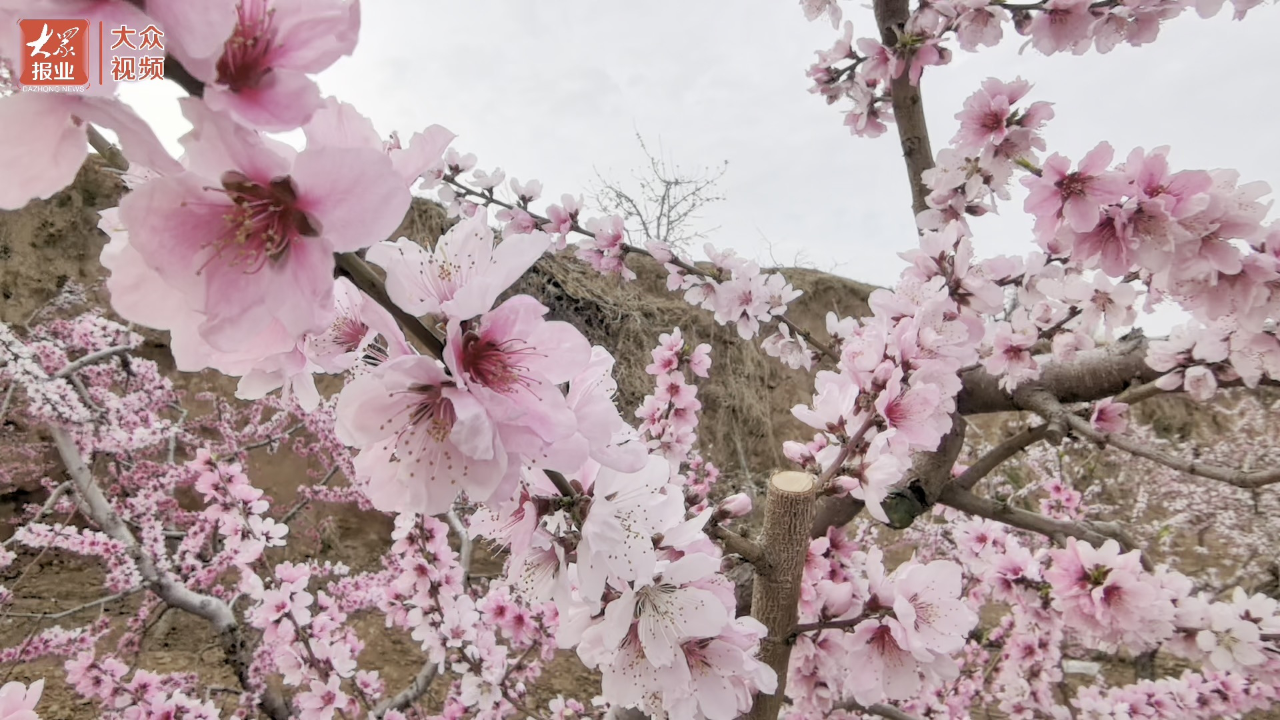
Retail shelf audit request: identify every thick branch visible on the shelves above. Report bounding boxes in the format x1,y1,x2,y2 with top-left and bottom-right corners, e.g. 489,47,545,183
833,701,925,720
51,428,290,720
958,335,1159,415
373,662,438,718
747,472,817,720
880,415,966,529
810,495,865,538
873,0,934,217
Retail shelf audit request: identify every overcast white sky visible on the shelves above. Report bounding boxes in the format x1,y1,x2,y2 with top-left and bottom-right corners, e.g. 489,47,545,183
120,1,1280,331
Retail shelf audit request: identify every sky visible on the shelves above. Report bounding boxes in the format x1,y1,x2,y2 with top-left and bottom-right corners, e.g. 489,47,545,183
119,1,1280,332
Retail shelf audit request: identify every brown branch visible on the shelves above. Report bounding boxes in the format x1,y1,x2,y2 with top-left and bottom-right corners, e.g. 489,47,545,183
958,335,1159,416
832,701,925,720
51,428,291,720
708,525,767,568
938,485,1148,568
792,614,868,635
335,253,446,358
373,662,437,718
953,424,1048,491
746,472,817,720
873,0,934,217
811,495,865,538
86,125,129,172
1059,410,1280,490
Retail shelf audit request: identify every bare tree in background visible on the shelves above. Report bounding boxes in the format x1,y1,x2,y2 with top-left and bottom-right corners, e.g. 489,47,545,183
591,133,728,255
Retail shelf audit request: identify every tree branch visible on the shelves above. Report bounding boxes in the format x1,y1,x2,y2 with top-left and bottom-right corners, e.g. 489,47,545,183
51,428,291,720
747,472,817,720
373,662,438,718
873,0,934,217
832,700,925,720
1059,410,1280,489
938,485,1146,566
708,525,767,568
953,424,1048,491
335,253,446,358
958,335,1159,415
54,345,133,379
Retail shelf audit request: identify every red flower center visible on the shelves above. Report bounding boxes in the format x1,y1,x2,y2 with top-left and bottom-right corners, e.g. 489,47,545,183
208,172,319,273
458,330,537,394
217,0,278,92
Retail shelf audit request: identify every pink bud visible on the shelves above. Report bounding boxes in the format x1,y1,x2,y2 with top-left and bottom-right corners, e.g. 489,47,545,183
716,493,753,519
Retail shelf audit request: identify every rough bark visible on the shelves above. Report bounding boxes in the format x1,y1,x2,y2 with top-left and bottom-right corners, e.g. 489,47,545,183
747,472,817,720
957,335,1159,415
873,0,934,216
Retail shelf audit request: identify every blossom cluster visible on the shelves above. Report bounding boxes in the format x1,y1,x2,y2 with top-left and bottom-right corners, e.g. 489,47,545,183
801,0,1263,140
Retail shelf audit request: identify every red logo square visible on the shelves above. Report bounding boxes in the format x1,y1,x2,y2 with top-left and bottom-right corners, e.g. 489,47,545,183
18,19,89,87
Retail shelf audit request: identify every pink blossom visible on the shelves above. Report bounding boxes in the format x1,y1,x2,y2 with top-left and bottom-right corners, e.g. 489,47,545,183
1090,397,1130,434
335,355,508,515
893,560,978,655
444,296,590,466
1023,143,1131,239
1024,0,1095,54
982,319,1040,390
716,493,754,520
183,0,361,131
295,674,350,720
874,369,950,451
577,455,685,602
0,679,41,720
591,553,730,668
834,431,906,523
952,77,1032,155
306,278,411,373
0,94,181,210
117,99,409,352
368,209,551,321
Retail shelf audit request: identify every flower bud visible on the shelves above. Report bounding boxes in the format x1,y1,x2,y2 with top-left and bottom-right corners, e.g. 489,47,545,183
715,493,753,520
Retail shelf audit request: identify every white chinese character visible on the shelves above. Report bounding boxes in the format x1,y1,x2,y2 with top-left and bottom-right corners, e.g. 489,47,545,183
54,27,79,58
26,23,53,58
31,61,53,81
52,61,76,81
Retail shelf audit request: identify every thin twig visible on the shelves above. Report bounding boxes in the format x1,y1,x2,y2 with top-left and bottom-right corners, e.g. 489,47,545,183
280,466,342,526
954,425,1048,492
2,482,73,547
54,345,133,378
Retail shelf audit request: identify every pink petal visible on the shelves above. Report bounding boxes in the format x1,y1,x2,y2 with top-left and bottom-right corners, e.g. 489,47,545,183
270,0,360,72
203,69,326,133
303,97,382,149
178,98,291,182
117,174,229,284
292,146,409,252
0,94,86,209
1063,195,1101,233
78,97,182,175
391,125,456,185
147,0,239,61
